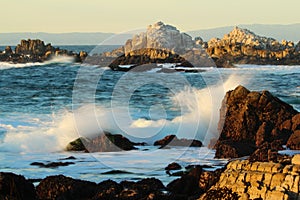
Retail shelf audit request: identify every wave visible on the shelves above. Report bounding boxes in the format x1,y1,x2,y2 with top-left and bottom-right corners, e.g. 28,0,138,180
0,74,247,153
0,56,78,70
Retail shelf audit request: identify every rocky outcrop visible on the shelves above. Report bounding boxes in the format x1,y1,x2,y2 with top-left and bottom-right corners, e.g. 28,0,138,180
0,39,87,63
215,85,299,159
87,22,214,69
108,48,194,71
200,156,300,200
86,22,300,69
66,132,137,152
36,175,98,200
154,135,203,148
0,172,36,200
206,27,300,67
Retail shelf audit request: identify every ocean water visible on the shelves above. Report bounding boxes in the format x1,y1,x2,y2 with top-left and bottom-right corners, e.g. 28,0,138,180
0,46,299,185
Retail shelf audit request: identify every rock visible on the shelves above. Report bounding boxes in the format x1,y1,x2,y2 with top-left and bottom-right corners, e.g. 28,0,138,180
93,180,123,200
215,85,298,158
0,39,87,63
66,132,137,152
119,178,166,199
0,172,36,200
66,137,87,151
30,161,75,168
154,135,202,148
36,175,98,200
291,154,300,165
202,159,300,200
165,162,182,171
199,187,239,200
4,46,13,55
108,48,194,71
287,130,300,150
248,140,283,162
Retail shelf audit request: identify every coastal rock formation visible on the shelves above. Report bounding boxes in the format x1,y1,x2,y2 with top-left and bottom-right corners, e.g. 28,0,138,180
0,39,87,63
66,132,137,152
200,156,300,200
0,172,36,200
154,135,203,148
108,48,194,71
88,22,214,69
215,85,299,158
206,27,300,67
36,175,98,200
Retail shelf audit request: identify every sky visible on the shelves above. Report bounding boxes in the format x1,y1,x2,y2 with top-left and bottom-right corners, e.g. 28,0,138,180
1,0,300,33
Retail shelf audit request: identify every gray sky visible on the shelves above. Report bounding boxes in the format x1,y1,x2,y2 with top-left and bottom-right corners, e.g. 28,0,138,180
1,0,299,33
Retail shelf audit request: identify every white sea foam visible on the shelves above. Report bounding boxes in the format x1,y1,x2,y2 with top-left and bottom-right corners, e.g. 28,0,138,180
0,74,247,153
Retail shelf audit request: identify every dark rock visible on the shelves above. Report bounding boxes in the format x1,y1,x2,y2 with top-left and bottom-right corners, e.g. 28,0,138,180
165,162,182,171
199,187,240,200
0,39,87,63
248,140,284,162
93,180,123,200
36,175,98,200
66,137,87,151
101,170,133,175
287,130,300,150
154,135,202,148
167,175,200,196
30,161,75,168
59,156,77,160
119,178,166,199
0,172,36,200
108,48,194,71
215,85,298,158
66,132,137,152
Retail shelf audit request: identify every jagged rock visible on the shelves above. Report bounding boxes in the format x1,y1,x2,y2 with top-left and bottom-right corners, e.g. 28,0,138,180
0,39,87,63
215,85,298,158
0,172,36,200
154,135,202,148
36,175,98,200
93,180,123,200
206,26,300,66
66,132,137,152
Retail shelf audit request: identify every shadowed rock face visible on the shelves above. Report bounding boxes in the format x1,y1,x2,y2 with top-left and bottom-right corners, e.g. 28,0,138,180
154,135,203,148
0,172,36,200
66,132,137,152
215,85,298,159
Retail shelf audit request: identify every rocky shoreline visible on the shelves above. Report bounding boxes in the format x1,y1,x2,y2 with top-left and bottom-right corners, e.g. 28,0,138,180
1,85,299,199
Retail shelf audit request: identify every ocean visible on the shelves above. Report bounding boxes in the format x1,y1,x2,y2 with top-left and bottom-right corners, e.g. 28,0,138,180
0,45,299,185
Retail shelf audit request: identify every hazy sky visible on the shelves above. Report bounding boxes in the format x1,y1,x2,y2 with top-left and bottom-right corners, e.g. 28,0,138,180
1,0,300,33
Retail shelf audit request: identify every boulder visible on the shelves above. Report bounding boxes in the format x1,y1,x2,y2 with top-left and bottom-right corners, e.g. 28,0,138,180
36,175,98,200
287,130,300,150
291,154,300,165
93,180,123,200
215,85,298,158
165,162,182,171
0,172,36,200
66,132,137,152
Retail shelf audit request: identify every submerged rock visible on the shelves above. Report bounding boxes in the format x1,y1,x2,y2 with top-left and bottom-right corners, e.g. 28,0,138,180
66,132,137,152
215,85,299,158
154,135,202,148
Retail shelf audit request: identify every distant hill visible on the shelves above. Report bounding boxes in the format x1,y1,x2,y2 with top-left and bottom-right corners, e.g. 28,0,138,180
1,23,300,45
187,23,300,42
0,32,132,45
